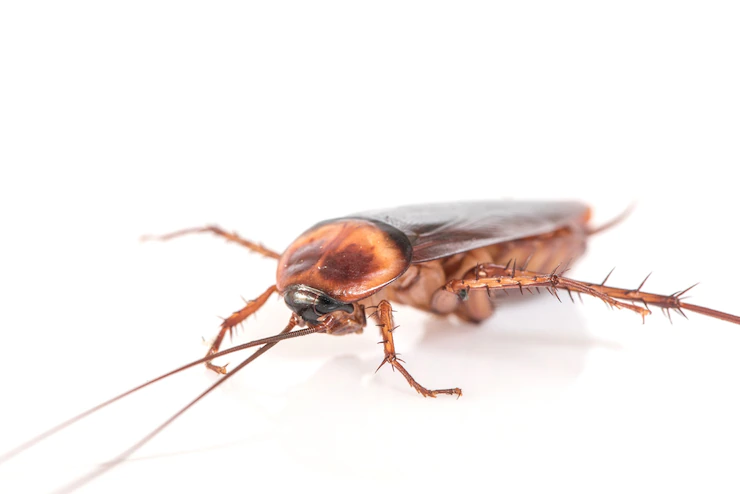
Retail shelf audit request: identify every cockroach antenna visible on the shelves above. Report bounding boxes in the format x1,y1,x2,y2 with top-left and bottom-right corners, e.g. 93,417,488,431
0,318,318,470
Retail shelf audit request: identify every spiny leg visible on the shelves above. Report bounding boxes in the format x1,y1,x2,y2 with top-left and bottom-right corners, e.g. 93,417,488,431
141,225,281,259
372,300,462,398
206,285,278,374
446,264,740,325
448,264,649,318
575,278,740,324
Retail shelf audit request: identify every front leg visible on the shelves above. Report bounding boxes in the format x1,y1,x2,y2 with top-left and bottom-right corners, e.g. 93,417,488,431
205,285,277,374
372,300,462,398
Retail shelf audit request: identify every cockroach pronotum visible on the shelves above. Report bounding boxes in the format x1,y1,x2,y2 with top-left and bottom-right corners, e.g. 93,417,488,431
3,200,739,492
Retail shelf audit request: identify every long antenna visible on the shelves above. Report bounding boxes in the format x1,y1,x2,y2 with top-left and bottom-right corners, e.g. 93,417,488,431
0,317,320,466
51,314,304,494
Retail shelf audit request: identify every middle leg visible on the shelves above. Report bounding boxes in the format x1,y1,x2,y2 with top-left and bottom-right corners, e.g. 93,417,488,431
372,300,462,398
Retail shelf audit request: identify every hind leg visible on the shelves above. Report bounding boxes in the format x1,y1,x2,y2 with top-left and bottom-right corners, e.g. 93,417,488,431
445,263,740,325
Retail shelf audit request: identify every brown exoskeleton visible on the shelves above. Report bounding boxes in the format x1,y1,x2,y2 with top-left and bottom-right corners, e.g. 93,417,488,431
146,201,740,397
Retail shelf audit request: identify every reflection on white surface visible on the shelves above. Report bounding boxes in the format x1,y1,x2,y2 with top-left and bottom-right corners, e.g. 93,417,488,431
0,294,602,492
1,224,739,494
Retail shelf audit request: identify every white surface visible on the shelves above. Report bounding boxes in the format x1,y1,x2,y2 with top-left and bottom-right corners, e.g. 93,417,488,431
1,2,739,493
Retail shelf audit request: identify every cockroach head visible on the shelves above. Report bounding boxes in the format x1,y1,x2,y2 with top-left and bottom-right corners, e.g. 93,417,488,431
282,284,354,324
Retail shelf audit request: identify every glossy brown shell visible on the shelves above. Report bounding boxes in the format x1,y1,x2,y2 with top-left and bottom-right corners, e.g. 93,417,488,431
276,219,413,303
357,201,589,263
277,201,590,303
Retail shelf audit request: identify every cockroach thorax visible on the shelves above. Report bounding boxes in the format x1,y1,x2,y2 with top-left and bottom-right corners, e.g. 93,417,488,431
276,218,413,302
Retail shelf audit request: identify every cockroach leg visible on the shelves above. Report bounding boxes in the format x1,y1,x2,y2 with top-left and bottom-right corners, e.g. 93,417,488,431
206,285,278,374
141,225,281,259
372,300,462,398
448,264,649,318
446,264,740,325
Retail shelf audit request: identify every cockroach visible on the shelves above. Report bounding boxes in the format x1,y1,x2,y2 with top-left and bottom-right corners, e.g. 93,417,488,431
3,200,739,492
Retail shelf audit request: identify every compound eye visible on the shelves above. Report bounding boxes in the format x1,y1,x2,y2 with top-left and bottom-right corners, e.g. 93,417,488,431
314,294,353,316
299,307,321,324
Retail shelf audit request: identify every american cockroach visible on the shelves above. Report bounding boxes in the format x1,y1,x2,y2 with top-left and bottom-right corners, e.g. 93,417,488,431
3,200,739,492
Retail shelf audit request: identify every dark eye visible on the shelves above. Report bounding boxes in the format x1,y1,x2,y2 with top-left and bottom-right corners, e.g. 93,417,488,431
314,294,352,315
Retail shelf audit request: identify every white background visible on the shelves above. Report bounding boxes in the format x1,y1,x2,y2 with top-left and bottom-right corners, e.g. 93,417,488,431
1,2,739,493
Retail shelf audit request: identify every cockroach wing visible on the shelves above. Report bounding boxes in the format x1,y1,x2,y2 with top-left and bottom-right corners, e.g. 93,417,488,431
353,201,589,263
